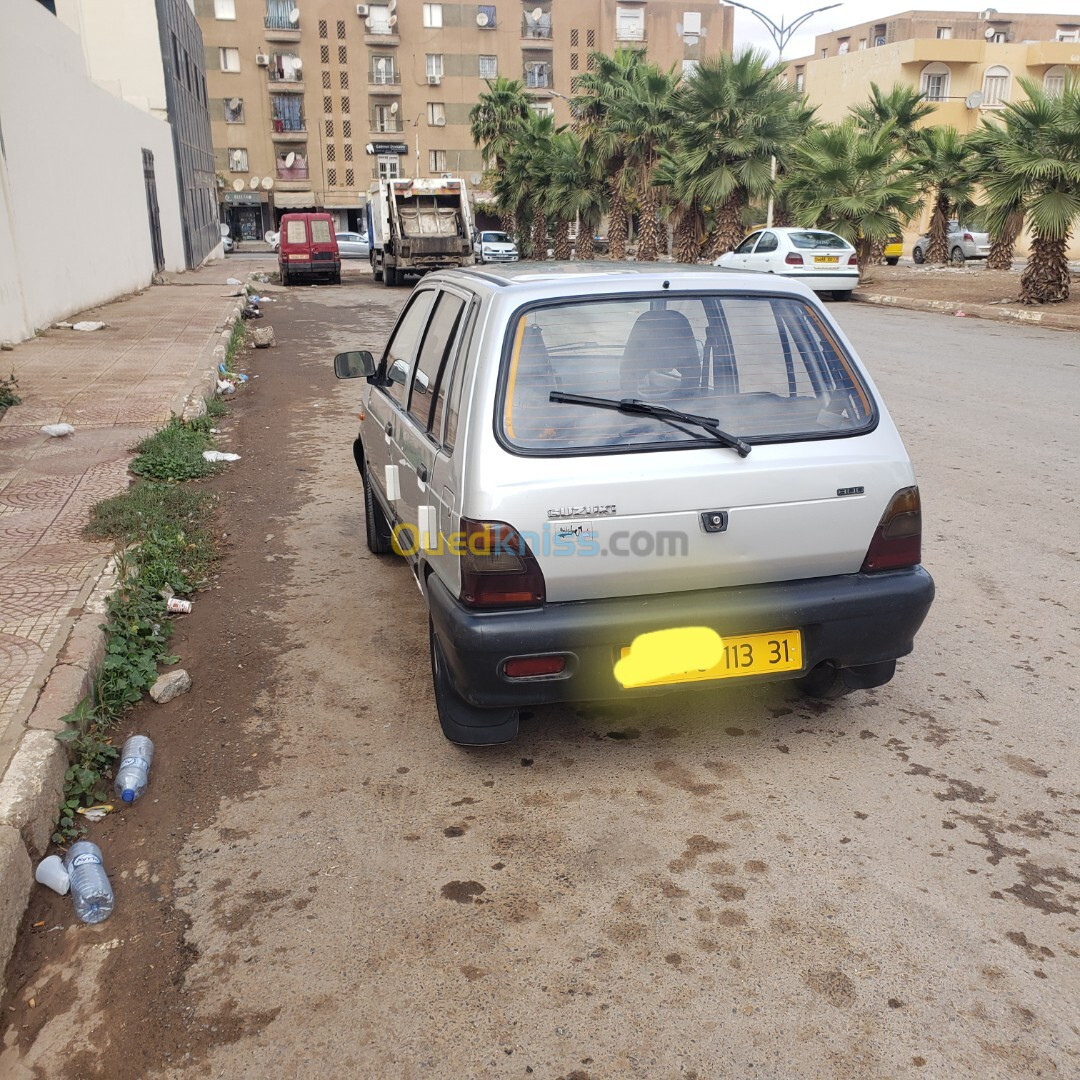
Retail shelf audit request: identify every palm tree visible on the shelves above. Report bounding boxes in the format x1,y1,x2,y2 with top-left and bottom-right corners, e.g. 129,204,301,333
571,48,645,259
850,82,936,152
783,120,921,269
545,132,607,260
654,147,705,263
608,62,682,261
967,118,1026,272
469,78,531,238
676,49,808,258
911,125,975,263
973,78,1080,303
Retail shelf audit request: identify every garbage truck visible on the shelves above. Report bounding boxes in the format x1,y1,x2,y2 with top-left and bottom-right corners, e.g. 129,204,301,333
366,176,475,286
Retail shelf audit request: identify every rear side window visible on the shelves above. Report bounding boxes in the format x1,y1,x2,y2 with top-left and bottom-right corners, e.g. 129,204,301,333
500,294,874,454
285,220,306,244
408,292,466,429
789,231,850,250
381,290,437,406
310,219,332,243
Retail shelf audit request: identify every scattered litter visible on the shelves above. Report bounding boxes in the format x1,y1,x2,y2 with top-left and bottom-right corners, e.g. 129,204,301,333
27,999,35,1009
226,277,242,285
72,321,107,332
252,326,276,348
115,735,154,803
240,305,263,320
988,297,1016,305
54,322,74,329
209,427,220,434
150,668,192,703
203,450,240,462
166,597,192,614
32,921,44,928
40,423,75,437
66,841,114,923
216,379,235,394
955,310,967,318
35,855,70,896
258,296,275,302
76,804,113,823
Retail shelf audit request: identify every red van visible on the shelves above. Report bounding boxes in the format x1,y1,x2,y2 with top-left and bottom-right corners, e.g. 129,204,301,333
278,213,340,285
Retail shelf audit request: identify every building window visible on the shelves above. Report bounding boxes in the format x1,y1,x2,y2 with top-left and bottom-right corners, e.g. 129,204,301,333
377,154,400,180
524,60,551,88
326,143,336,161
616,6,644,40
1044,65,1067,95
524,9,552,38
795,71,805,91
837,38,849,53
683,11,702,37
429,149,447,172
1056,28,1079,42
228,148,248,172
373,104,398,132
423,3,442,28
323,95,333,113
428,102,446,125
858,38,866,49
820,48,827,58
265,0,297,30
337,19,346,38
219,47,240,72
982,65,1010,106
936,26,951,39
343,119,352,139
571,28,579,46
681,59,698,80
322,70,331,88
325,118,334,137
320,44,330,63
276,149,308,179
270,53,302,81
271,94,305,130
367,4,391,34
345,142,353,160
586,28,595,47
371,55,398,83
529,101,553,116
479,55,498,79
587,52,597,70
319,19,327,38
341,95,350,113
346,168,355,186
214,0,236,18
571,52,579,70
478,5,496,29
328,167,337,185
338,44,348,64
426,54,444,79
920,62,950,101
340,70,349,89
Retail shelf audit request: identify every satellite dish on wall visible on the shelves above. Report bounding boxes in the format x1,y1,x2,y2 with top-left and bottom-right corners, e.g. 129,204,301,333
262,176,274,189
984,26,996,38
390,101,399,113
477,11,488,25
228,97,240,110
289,7,300,23
284,151,296,167
388,14,397,26
232,178,244,191
250,176,260,189
965,90,984,108
388,0,397,10
532,7,543,20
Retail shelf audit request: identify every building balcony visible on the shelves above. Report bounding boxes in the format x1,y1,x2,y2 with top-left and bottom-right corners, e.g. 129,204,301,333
1024,40,1080,66
521,26,553,42
615,30,646,43
895,38,984,65
365,32,400,46
369,77,403,94
371,122,403,133
268,74,304,90
271,126,307,141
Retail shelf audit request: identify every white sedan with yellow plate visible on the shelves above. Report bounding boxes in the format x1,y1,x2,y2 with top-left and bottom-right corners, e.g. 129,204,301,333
715,227,860,299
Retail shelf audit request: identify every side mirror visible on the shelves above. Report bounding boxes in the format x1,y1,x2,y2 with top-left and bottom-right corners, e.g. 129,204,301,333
413,369,430,395
334,350,375,379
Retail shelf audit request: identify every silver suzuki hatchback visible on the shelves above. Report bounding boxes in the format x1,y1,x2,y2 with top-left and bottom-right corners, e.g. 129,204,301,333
334,264,934,745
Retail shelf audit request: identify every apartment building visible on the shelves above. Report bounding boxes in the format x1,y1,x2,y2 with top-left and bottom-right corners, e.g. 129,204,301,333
197,0,734,236
786,9,1080,131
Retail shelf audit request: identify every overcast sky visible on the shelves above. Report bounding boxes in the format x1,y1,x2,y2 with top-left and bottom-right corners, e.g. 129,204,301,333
730,0,1080,61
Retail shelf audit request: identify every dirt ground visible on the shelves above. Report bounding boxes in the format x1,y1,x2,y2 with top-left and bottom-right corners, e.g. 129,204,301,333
1,265,1077,1079
857,261,1080,315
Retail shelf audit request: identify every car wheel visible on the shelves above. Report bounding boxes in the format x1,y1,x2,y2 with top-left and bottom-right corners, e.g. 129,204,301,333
950,246,965,265
384,265,397,287
331,270,341,285
429,617,519,745
912,246,925,265
885,256,899,266
831,290,852,301
363,464,394,555
280,268,289,286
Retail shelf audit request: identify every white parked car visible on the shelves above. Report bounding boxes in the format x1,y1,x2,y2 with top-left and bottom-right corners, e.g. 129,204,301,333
715,228,860,298
336,231,371,259
333,264,934,745
912,222,991,264
474,230,519,264
266,230,280,252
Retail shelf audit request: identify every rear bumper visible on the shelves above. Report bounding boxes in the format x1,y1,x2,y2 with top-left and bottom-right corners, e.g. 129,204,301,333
789,271,860,292
279,258,339,277
426,567,935,708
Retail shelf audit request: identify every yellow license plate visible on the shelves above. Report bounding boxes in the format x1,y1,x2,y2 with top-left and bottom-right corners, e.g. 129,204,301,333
814,255,839,264
618,629,802,688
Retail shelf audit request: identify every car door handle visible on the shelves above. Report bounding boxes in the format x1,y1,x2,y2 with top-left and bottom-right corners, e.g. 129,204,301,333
385,421,393,436
416,464,428,484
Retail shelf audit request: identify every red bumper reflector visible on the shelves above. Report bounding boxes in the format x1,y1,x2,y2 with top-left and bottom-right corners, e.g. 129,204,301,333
504,656,565,679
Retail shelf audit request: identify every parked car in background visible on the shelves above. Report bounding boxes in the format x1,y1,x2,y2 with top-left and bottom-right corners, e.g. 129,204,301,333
266,230,280,253
883,231,903,266
715,227,859,298
332,263,933,745
912,222,991,264
223,235,234,254
336,232,371,259
474,230,519,264
278,212,340,286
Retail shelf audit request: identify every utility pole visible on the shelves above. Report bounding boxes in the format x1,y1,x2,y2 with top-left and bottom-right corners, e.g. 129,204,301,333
726,1,841,227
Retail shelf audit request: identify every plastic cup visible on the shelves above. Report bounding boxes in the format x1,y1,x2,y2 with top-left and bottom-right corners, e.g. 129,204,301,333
35,854,70,895
166,597,192,613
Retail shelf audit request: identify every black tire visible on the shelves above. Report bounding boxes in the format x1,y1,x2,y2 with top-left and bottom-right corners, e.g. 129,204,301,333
885,256,899,266
429,618,519,745
331,270,341,285
831,290,852,301
912,246,925,265
371,255,383,282
795,662,854,700
363,464,393,555
950,246,965,265
384,265,397,287
281,268,290,286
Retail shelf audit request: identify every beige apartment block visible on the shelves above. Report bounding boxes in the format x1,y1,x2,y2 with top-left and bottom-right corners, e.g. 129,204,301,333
197,0,733,236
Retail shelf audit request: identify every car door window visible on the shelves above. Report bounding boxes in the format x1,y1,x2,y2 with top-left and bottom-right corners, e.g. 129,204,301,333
442,303,477,451
382,290,438,407
755,232,778,253
408,292,466,429
734,233,761,255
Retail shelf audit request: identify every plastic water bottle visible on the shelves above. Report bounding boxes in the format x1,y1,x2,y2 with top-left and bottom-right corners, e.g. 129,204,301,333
65,841,114,924
114,735,154,804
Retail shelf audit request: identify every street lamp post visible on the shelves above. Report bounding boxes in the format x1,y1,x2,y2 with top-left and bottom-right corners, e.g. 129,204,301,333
726,1,841,227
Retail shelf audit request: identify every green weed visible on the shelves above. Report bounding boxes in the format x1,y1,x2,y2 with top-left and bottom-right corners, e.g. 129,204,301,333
0,371,20,414
130,416,217,482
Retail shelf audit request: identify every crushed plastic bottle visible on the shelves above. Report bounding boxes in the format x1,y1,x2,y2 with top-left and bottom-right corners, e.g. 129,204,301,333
65,841,114,924
114,735,154,804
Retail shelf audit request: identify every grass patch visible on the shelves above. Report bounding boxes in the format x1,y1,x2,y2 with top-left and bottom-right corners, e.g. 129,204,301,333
130,415,218,482
0,371,19,419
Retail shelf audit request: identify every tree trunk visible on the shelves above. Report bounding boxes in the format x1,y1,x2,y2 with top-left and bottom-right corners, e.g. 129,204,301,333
772,202,792,228
531,206,547,261
707,194,744,259
926,193,951,264
636,181,661,262
577,229,595,261
868,238,886,266
673,203,702,264
986,208,1022,271
856,235,875,272
515,211,531,259
608,177,629,261
1020,233,1070,304
552,218,571,261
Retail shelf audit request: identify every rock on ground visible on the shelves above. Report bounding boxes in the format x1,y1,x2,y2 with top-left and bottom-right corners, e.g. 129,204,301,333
150,669,192,704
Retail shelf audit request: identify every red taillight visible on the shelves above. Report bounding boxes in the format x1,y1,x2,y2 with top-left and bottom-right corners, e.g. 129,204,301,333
963,232,974,242
848,253,858,266
459,518,546,609
504,655,565,678
862,487,922,572
785,252,804,265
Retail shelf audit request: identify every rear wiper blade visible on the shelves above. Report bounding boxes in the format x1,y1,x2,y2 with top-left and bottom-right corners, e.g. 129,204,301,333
549,391,752,457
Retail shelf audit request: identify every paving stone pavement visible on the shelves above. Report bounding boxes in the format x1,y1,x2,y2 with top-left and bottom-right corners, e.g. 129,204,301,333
0,258,263,771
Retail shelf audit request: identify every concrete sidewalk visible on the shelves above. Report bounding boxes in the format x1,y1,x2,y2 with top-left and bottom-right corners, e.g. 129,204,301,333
0,259,258,970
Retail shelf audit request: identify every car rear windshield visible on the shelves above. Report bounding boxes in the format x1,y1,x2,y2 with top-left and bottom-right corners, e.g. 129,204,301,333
310,219,332,243
500,293,875,454
788,231,851,250
285,220,306,244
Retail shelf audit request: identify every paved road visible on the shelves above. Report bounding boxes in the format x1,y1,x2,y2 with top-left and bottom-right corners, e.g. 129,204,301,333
3,269,1077,1079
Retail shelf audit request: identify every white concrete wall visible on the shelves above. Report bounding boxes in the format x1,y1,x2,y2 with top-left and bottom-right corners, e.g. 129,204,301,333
54,0,169,117
0,0,186,344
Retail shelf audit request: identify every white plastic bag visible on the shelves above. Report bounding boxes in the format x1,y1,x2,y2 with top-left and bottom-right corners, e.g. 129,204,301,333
41,423,75,437
202,450,240,462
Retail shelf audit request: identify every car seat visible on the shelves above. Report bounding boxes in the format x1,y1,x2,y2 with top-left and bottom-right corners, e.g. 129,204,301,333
619,310,701,397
